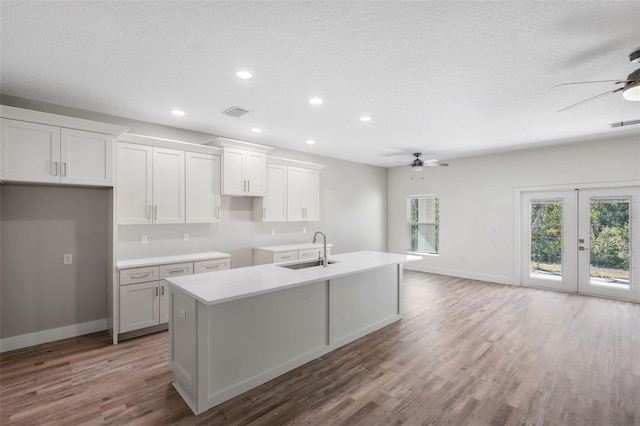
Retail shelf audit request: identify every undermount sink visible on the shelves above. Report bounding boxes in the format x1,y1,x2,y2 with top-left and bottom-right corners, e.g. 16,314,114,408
279,260,338,270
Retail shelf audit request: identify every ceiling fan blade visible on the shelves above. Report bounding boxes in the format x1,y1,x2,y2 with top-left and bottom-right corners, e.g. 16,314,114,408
558,87,624,112
554,80,630,87
425,162,449,167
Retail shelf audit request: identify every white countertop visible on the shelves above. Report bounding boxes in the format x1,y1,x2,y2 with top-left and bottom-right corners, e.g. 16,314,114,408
116,251,231,270
254,242,333,252
166,251,421,305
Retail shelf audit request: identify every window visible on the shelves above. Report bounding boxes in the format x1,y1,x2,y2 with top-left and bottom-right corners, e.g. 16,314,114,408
407,195,439,254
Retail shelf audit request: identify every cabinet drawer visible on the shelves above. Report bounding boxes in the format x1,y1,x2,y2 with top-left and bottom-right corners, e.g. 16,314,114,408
120,266,160,285
194,258,230,274
160,262,193,279
298,248,320,259
273,251,298,263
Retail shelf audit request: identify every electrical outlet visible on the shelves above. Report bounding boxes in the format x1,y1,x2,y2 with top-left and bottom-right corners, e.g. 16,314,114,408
141,235,148,244
183,233,189,241
63,254,72,264
302,227,307,234
179,308,186,320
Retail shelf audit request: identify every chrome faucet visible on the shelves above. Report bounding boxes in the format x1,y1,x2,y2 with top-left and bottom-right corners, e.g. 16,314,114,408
312,231,328,267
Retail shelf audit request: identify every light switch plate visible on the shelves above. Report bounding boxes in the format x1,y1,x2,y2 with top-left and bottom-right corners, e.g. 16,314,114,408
179,308,186,320
183,233,189,241
141,235,148,244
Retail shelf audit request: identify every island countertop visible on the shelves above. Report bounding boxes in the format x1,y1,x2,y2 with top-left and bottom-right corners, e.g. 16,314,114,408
165,251,421,305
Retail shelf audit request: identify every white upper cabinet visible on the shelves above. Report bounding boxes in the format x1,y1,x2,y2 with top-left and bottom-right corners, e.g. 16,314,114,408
0,107,127,186
152,148,185,224
1,119,61,184
253,163,288,222
117,143,153,224
253,157,324,222
288,167,320,221
208,138,272,197
117,143,185,224
61,128,113,186
186,152,221,223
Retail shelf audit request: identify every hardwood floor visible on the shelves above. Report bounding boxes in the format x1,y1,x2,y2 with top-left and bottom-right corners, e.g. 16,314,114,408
2,271,639,425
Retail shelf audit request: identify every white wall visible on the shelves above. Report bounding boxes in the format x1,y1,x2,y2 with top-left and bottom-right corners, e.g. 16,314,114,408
388,135,640,284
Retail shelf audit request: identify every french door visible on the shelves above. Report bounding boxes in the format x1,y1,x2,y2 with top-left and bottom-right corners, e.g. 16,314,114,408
521,187,639,302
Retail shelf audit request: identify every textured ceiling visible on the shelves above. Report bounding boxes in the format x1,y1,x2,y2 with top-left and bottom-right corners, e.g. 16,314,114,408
1,1,639,167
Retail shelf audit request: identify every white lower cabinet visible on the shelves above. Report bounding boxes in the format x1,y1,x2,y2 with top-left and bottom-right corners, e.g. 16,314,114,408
120,281,162,333
254,243,333,265
119,256,229,334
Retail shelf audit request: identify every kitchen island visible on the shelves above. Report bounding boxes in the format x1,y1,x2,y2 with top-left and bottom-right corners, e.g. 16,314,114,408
165,251,421,415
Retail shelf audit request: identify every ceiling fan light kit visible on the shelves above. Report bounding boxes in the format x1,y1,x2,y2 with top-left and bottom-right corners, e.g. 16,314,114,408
558,48,640,111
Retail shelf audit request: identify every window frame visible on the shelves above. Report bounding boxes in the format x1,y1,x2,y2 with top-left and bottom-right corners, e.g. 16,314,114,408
407,194,440,256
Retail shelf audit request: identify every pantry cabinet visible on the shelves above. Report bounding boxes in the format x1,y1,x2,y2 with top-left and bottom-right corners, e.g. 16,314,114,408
0,117,117,186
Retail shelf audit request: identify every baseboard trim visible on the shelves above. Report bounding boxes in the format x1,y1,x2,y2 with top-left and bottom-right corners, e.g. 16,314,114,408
404,265,517,286
0,318,107,353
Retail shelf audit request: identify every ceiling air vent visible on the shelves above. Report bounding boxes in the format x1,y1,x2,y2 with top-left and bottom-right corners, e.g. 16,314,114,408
222,106,251,118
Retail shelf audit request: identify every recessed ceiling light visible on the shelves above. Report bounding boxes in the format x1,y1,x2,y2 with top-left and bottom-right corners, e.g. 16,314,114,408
251,128,262,133
309,97,323,105
171,110,185,117
236,70,253,80
306,139,315,145
360,116,371,122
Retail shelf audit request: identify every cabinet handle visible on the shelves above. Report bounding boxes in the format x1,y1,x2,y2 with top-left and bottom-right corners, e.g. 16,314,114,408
52,161,58,176
62,162,67,177
131,273,151,279
263,207,266,219
155,287,159,297
243,180,246,191
147,206,152,220
168,269,185,274
161,286,165,295
154,206,158,220
217,206,221,218
205,264,220,270
248,180,250,192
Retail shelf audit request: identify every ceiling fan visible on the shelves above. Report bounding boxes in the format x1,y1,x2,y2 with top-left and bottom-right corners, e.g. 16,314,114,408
399,153,449,171
557,48,640,112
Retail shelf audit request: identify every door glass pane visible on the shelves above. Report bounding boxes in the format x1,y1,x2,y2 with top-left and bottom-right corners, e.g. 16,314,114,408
589,199,630,289
530,201,563,281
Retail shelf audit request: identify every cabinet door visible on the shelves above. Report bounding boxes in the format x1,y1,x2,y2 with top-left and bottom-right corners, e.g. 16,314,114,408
302,169,320,221
0,119,61,183
117,143,153,224
153,147,185,224
221,147,245,195
261,163,288,221
287,167,305,221
120,281,160,333
186,152,221,223
160,282,170,324
60,128,113,186
245,151,266,195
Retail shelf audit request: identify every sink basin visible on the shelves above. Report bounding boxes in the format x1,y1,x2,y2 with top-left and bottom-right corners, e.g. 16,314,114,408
279,260,338,270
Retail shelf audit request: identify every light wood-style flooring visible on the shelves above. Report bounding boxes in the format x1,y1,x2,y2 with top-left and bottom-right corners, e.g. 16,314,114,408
1,271,639,425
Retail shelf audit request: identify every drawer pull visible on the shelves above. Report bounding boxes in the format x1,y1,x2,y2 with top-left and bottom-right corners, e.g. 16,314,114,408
168,269,185,274
205,264,220,270
130,273,151,279
281,256,291,259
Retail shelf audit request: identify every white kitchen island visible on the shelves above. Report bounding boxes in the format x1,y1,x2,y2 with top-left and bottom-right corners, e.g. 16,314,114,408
165,251,421,415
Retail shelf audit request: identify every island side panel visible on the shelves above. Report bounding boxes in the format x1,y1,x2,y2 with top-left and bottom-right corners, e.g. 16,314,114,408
197,280,329,412
331,264,401,346
169,287,198,413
